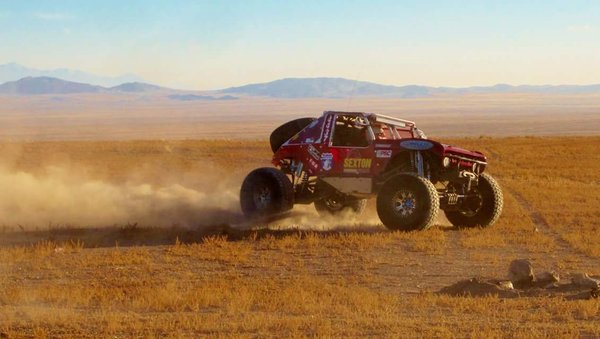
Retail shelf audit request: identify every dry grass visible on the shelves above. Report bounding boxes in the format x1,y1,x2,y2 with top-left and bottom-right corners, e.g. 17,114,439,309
455,137,600,257
0,136,599,337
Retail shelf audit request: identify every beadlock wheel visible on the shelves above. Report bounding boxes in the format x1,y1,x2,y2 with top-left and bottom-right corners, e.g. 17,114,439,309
393,189,417,217
376,174,439,231
445,173,503,228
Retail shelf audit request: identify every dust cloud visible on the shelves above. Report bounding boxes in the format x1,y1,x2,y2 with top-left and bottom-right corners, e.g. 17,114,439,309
261,205,382,232
0,161,380,232
0,143,379,231
0,164,241,230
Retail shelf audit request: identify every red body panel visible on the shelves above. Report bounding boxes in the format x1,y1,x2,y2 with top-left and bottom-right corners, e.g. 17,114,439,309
273,112,487,178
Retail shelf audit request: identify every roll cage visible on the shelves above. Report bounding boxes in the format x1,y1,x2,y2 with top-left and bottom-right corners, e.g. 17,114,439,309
324,111,424,144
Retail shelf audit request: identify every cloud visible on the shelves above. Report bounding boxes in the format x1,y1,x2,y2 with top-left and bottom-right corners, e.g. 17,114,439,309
34,12,72,21
567,24,594,33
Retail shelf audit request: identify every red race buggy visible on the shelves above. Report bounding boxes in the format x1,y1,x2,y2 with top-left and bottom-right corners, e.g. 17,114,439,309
240,111,503,231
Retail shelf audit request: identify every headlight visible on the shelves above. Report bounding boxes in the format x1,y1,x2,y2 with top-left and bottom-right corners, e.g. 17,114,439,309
442,157,451,168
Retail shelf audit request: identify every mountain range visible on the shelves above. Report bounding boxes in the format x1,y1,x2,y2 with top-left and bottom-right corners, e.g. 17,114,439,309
0,62,144,87
222,77,431,98
0,77,164,95
1,63,600,98
222,77,600,98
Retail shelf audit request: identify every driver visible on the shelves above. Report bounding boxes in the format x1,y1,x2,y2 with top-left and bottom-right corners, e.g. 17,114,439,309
371,123,385,139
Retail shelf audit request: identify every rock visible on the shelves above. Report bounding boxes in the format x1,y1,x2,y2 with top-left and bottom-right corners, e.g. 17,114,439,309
508,259,534,285
571,273,600,289
536,271,560,284
497,280,514,290
566,287,599,301
543,282,560,289
438,277,519,298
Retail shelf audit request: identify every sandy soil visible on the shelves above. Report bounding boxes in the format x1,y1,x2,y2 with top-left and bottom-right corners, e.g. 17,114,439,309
1,93,599,140
0,137,598,336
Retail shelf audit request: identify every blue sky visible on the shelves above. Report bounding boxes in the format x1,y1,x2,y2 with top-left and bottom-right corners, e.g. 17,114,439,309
0,0,599,89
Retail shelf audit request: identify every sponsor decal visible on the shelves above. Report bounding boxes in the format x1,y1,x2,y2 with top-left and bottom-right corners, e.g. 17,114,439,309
343,158,372,169
322,115,334,144
321,153,333,171
307,145,320,161
375,143,392,148
304,137,314,143
376,150,392,158
400,140,434,150
308,158,319,170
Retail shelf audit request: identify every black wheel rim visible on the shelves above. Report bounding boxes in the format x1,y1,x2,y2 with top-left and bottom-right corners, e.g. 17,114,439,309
461,190,484,216
253,186,272,210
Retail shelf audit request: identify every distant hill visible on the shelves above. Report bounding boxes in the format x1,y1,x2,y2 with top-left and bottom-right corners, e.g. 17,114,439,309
0,77,103,95
2,74,600,98
221,77,433,98
221,77,600,98
0,62,144,87
109,82,163,93
168,94,238,101
0,77,165,95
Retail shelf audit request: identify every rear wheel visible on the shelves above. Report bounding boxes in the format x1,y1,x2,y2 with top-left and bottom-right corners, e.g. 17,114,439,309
240,168,294,217
314,195,367,216
376,174,439,231
445,173,503,228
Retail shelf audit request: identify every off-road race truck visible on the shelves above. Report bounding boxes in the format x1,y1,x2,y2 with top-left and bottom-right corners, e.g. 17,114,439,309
240,111,503,231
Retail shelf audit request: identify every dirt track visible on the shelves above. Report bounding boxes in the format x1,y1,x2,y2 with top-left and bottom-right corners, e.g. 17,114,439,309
0,149,596,297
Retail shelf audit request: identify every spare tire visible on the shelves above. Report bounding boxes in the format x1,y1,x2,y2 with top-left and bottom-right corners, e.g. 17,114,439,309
269,117,315,153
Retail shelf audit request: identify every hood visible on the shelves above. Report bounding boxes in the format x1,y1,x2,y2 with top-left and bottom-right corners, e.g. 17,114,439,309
442,144,487,162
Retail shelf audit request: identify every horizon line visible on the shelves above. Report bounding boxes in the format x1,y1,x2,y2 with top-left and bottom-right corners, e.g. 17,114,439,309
2,73,600,92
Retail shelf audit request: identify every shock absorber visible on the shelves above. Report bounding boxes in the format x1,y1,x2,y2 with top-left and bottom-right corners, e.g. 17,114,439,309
290,160,304,188
295,170,310,198
301,171,309,186
294,161,304,180
414,151,425,177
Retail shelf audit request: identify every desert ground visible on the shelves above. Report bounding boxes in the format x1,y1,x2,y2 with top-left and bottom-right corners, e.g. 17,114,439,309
0,133,598,337
1,93,600,140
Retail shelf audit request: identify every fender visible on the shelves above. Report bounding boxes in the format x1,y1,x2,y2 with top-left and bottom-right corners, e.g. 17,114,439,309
398,138,445,155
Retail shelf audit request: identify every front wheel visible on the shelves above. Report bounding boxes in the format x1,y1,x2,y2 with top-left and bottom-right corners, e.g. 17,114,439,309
376,174,439,231
445,173,503,228
314,196,367,216
240,168,294,218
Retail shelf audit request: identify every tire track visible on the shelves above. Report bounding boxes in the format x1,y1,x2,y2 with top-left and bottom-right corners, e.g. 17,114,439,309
508,188,578,251
486,148,588,258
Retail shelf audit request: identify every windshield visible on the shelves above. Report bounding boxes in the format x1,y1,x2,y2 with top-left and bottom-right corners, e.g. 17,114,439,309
331,114,371,147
